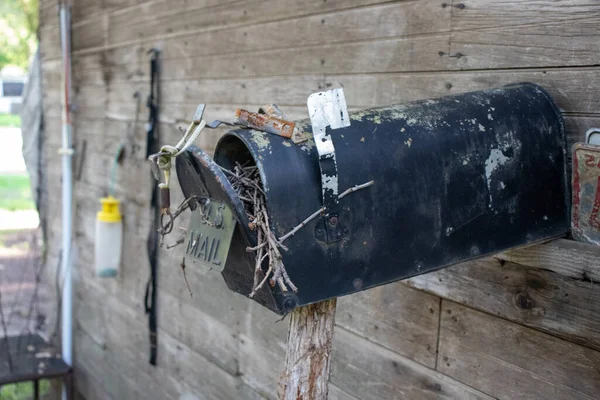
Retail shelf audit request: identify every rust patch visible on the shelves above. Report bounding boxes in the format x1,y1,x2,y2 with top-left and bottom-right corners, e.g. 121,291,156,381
258,103,288,119
234,109,295,138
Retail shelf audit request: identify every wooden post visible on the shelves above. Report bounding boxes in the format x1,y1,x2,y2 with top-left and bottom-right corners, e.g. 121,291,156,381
278,298,337,400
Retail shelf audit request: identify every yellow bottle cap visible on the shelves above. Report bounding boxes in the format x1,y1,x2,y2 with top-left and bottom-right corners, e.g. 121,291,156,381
97,196,122,223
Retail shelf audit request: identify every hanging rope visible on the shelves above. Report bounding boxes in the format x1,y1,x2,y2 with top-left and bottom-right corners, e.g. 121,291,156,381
150,118,206,190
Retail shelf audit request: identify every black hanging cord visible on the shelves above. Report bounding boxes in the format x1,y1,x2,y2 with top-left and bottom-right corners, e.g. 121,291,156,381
144,48,160,365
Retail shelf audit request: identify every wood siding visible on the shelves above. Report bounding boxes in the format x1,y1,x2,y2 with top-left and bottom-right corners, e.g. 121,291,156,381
38,0,600,399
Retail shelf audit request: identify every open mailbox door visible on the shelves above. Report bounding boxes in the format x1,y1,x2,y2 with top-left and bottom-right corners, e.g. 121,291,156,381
176,83,570,314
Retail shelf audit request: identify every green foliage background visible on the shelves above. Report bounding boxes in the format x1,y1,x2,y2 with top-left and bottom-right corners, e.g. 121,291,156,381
0,0,38,70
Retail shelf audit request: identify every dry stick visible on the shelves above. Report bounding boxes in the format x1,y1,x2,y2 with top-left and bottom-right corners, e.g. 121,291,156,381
219,166,265,195
180,258,193,298
224,163,298,296
277,180,375,243
262,208,294,292
251,228,264,292
251,261,273,298
166,229,186,249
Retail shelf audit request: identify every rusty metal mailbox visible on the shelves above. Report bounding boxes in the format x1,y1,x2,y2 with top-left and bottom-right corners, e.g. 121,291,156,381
175,83,570,314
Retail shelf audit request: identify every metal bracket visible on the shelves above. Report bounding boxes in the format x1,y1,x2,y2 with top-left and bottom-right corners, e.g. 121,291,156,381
203,104,295,138
193,104,206,122
307,88,350,215
234,109,295,138
314,214,345,244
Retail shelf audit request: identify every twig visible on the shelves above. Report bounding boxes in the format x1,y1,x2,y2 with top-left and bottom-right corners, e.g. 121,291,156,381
250,259,272,298
251,229,263,292
280,264,298,293
278,208,324,243
339,180,375,199
180,258,193,298
224,162,298,295
278,180,375,243
166,229,186,249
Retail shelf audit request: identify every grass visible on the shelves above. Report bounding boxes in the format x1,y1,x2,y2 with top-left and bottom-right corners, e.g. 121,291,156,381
0,113,21,128
0,380,50,400
0,174,35,211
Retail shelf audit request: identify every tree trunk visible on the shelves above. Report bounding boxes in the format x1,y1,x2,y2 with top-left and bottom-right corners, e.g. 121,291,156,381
278,298,337,400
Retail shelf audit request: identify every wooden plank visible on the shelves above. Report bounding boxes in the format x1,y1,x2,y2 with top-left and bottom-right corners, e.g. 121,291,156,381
451,0,600,31
438,301,600,400
68,34,451,84
106,0,399,43
497,238,600,282
39,0,59,25
336,282,440,368
71,0,144,23
106,0,237,44
41,0,449,61
51,68,596,116
331,327,494,400
39,23,61,61
405,257,600,352
45,59,600,122
108,68,599,113
72,17,106,52
450,17,600,69
68,0,449,57
106,0,449,50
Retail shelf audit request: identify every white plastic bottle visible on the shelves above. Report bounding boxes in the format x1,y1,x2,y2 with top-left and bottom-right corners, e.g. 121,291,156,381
95,196,123,277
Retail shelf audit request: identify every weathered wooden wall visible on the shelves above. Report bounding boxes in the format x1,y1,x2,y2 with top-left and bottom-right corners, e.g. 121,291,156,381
38,0,600,399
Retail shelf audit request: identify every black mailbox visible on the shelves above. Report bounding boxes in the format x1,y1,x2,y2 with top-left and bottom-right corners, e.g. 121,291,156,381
176,83,570,314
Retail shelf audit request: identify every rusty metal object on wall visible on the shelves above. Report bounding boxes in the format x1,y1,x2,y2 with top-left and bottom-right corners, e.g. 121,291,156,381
176,83,570,314
572,129,600,245
234,108,295,138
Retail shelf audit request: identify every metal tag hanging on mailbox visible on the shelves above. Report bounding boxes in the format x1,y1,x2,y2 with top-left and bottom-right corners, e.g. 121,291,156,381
176,83,570,315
